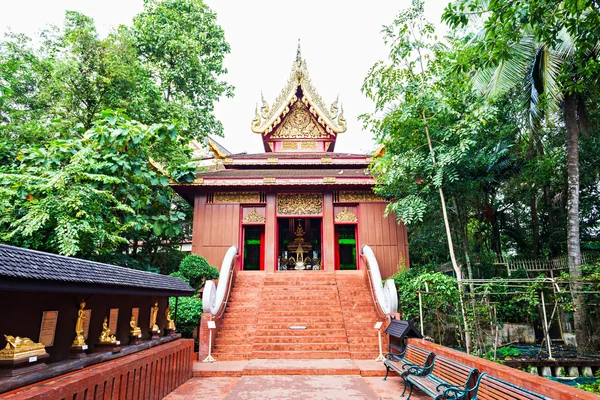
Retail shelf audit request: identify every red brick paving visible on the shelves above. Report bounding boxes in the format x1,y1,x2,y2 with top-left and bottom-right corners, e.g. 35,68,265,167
165,375,428,399
193,358,391,377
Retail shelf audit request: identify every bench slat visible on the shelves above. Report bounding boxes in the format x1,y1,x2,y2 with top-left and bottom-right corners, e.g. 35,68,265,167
474,374,548,400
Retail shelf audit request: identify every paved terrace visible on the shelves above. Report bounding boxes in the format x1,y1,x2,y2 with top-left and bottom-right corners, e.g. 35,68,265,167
165,359,427,399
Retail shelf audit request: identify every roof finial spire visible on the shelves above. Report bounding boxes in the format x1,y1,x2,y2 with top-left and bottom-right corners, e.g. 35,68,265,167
296,38,302,62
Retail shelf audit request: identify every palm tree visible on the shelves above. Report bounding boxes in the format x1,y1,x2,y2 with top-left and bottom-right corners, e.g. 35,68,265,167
469,29,595,353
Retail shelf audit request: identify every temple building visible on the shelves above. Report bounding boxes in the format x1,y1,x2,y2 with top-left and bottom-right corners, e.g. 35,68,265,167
172,45,409,279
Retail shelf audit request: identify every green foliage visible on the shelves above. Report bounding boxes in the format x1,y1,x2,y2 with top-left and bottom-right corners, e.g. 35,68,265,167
132,0,234,138
169,296,202,338
177,254,219,290
485,346,521,360
0,111,192,257
392,268,459,344
577,370,600,394
0,4,231,269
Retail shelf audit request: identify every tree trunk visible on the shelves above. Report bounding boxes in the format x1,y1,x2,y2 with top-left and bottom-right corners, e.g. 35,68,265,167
422,109,471,354
564,93,592,354
529,142,540,258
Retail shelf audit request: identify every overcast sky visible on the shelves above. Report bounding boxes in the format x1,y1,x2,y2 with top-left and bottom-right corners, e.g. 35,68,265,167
1,0,449,154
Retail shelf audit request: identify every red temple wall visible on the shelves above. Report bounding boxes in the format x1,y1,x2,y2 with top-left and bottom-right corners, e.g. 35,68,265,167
358,202,409,279
191,193,409,278
192,195,240,269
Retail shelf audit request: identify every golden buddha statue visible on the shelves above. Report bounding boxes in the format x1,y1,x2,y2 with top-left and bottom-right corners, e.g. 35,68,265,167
72,301,87,347
129,315,142,337
150,302,159,333
165,306,176,330
0,335,46,360
98,317,117,344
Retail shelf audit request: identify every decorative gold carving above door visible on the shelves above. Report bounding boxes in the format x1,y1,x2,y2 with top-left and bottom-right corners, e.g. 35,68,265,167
338,191,383,202
277,193,323,215
242,207,266,223
335,207,358,223
214,192,261,203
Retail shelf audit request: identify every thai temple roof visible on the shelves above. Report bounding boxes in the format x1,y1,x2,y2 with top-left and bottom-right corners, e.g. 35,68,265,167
251,41,346,152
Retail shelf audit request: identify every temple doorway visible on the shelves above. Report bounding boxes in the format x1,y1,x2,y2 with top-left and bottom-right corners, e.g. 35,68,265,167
242,225,264,270
277,218,322,270
335,225,358,270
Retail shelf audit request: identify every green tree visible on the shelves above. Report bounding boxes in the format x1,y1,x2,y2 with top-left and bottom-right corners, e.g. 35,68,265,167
132,0,234,138
176,254,219,291
443,0,600,354
0,111,193,257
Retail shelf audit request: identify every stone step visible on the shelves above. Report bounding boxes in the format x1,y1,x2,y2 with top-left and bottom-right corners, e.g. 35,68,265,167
255,322,345,330
252,343,350,352
253,329,347,337
210,353,252,361
253,310,345,317
251,351,352,359
256,316,342,323
252,336,349,344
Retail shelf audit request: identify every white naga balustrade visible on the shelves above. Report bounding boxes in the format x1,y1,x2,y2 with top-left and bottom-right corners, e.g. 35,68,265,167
202,246,238,315
361,245,398,315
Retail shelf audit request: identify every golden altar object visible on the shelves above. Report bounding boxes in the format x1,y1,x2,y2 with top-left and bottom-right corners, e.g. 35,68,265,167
98,317,117,344
0,335,46,360
286,223,313,269
72,301,87,347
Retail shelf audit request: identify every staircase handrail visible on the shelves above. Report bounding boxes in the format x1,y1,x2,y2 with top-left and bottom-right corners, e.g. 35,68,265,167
361,245,398,316
202,246,239,318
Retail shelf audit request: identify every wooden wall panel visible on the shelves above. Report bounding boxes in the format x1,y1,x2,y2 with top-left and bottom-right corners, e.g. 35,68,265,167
192,197,240,269
358,203,409,279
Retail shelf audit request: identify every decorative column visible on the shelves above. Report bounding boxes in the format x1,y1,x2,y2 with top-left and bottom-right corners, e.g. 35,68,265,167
264,192,277,273
323,191,335,272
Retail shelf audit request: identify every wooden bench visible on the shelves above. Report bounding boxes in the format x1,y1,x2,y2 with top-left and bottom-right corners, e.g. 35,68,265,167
405,355,478,400
383,344,433,396
443,373,550,399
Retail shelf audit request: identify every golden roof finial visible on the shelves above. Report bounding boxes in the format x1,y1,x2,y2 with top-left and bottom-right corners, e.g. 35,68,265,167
296,38,302,62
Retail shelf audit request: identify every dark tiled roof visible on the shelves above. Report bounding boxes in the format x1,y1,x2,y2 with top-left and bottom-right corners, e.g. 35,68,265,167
196,168,372,179
0,245,194,296
385,319,422,339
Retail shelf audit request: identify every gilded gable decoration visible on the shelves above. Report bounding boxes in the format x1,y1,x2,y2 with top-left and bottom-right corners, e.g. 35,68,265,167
338,191,383,202
242,208,266,223
277,193,323,215
251,40,347,136
214,192,261,203
335,207,358,223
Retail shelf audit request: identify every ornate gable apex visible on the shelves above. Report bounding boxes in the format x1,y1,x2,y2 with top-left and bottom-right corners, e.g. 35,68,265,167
251,41,347,137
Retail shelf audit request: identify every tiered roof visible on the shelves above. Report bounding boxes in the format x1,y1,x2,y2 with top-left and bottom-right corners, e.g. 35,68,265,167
172,43,377,199
251,41,347,152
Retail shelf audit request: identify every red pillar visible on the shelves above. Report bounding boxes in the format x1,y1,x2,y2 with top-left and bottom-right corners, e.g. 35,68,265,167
323,191,335,272
264,192,276,273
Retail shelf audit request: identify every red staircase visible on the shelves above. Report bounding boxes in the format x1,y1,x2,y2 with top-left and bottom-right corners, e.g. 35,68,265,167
211,270,386,360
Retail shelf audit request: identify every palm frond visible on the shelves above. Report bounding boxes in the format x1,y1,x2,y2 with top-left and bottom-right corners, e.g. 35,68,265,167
473,35,537,97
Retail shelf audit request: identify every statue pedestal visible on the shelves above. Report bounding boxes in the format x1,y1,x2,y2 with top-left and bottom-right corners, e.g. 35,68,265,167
69,344,88,359
164,328,177,337
129,334,143,345
94,341,121,354
0,353,49,377
150,329,160,340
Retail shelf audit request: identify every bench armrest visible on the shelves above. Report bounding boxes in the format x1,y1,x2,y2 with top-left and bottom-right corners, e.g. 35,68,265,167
443,385,478,399
406,365,428,376
385,353,402,362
